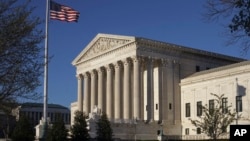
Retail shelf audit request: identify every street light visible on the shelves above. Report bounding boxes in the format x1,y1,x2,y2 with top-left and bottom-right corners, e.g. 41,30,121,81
157,123,164,141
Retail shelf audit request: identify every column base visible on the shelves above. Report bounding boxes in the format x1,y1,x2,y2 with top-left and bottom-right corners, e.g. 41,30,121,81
114,118,122,123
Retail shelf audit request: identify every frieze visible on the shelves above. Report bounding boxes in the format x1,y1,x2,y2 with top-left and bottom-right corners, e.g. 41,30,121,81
80,37,131,61
115,46,135,57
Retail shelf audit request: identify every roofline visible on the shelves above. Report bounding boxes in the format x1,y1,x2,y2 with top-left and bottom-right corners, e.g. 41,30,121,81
20,102,69,110
135,37,245,62
181,60,250,85
72,33,245,66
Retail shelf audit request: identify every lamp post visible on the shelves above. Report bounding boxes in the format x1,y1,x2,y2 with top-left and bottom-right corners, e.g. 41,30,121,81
158,123,164,141
236,97,238,125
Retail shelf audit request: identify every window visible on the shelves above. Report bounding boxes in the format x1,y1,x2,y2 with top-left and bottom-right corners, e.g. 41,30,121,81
197,128,201,134
185,128,189,135
169,103,172,110
236,96,242,112
157,130,160,135
65,114,69,123
196,65,200,72
31,112,34,119
186,103,190,117
51,113,54,122
35,112,38,121
197,101,202,116
39,112,42,119
209,99,214,113
222,97,228,113
156,104,158,110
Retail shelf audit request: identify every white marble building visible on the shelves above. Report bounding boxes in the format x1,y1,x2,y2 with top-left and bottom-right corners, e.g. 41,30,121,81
71,33,244,140
180,61,250,140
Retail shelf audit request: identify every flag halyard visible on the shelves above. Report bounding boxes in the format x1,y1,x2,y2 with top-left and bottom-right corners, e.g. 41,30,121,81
50,1,80,22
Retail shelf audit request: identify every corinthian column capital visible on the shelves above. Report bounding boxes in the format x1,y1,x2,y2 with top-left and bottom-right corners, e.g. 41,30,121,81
160,59,168,67
114,61,122,69
83,72,90,78
132,56,142,63
76,74,83,80
105,64,113,72
90,69,97,76
97,67,105,74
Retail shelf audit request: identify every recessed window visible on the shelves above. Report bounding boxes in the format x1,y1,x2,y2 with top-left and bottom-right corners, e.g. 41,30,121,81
186,103,190,117
196,65,200,72
185,128,189,135
236,96,242,112
209,99,214,114
197,128,201,134
169,103,172,110
197,101,202,116
156,104,158,110
222,97,228,113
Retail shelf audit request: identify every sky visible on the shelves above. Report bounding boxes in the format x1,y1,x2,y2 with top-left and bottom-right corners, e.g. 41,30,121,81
26,0,248,109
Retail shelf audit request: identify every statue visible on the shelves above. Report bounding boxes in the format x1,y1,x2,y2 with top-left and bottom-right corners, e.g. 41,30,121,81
89,105,101,120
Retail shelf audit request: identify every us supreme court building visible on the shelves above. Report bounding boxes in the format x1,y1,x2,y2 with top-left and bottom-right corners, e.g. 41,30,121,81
71,33,250,140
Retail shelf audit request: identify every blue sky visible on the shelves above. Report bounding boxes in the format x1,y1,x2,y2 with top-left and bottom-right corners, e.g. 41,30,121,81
28,0,248,108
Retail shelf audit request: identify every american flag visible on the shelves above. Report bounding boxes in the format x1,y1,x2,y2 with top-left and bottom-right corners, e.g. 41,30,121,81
50,1,80,22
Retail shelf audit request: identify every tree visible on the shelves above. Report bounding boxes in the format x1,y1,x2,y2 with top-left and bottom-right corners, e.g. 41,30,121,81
189,93,237,140
96,113,113,141
70,111,90,141
11,115,35,141
204,0,250,54
0,0,44,109
0,101,16,139
46,114,68,141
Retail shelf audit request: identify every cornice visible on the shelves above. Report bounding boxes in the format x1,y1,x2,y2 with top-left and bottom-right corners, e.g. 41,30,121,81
181,61,250,86
135,37,244,62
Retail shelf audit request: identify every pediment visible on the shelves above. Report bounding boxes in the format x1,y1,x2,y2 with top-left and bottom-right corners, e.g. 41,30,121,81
72,33,136,65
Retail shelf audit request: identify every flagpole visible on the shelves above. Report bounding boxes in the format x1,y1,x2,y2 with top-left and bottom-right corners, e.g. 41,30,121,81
40,0,49,139
43,0,49,125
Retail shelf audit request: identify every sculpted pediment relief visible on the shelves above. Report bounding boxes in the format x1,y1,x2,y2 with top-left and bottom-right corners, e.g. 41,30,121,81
82,37,131,59
73,34,135,65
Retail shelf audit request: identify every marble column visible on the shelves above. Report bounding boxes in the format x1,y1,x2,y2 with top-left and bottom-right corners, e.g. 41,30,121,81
133,57,141,120
161,59,168,122
106,65,113,119
98,67,104,112
140,60,145,120
123,59,131,121
147,57,154,122
91,70,97,112
77,75,83,112
173,60,181,123
166,59,174,122
83,73,90,114
114,62,122,122
158,59,168,122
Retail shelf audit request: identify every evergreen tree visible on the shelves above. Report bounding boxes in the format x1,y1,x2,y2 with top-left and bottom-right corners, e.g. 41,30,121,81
11,115,35,141
190,93,237,141
96,113,113,141
46,114,68,141
70,111,90,141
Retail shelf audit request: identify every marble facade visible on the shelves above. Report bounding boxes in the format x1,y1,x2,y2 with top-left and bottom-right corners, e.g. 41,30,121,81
71,33,244,140
180,61,250,140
